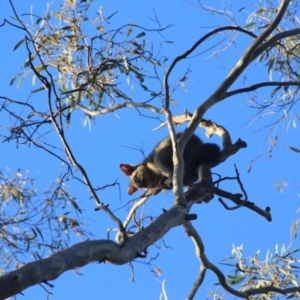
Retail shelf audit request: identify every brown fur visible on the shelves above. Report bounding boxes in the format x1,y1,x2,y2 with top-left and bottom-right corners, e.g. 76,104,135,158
120,133,220,195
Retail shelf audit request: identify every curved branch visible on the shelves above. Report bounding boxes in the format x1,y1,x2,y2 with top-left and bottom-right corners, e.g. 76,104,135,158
186,264,206,300
0,240,121,299
110,22,174,42
9,4,127,236
183,221,248,298
214,187,272,221
163,25,256,109
0,18,25,30
184,221,300,298
9,19,127,237
0,204,187,299
251,28,300,62
122,193,151,231
162,26,255,206
224,81,300,99
182,0,292,146
246,286,300,298
75,101,163,116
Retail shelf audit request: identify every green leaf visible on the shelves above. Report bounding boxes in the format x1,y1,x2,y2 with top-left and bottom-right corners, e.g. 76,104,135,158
10,73,21,86
112,86,126,99
291,264,300,269
287,248,300,255
218,262,236,267
267,57,275,80
135,75,144,83
30,228,38,240
244,22,256,29
24,53,37,68
36,17,43,25
105,10,118,21
270,85,281,98
61,87,86,95
170,99,179,106
257,8,265,14
31,86,46,94
127,23,133,37
179,81,187,92
32,75,37,86
13,39,25,51
279,268,289,276
226,275,244,285
61,26,71,31
70,199,82,213
17,74,29,89
34,226,44,242
286,295,296,299
288,146,300,153
15,171,22,177
136,32,145,38
140,84,148,90
123,55,129,70
148,59,157,65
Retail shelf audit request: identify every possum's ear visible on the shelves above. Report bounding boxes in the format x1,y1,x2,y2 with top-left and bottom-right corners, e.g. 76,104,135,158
128,184,138,195
120,164,135,176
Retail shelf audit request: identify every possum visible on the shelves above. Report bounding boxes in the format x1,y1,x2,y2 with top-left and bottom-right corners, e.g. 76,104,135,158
120,133,220,195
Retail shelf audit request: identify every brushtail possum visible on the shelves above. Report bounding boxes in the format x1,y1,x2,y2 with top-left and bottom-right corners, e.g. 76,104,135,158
120,133,220,195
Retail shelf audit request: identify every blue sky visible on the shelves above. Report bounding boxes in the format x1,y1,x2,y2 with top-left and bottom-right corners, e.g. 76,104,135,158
1,0,299,299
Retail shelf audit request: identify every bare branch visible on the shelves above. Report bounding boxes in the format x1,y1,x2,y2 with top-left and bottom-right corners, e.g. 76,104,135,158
75,102,163,115
122,193,151,231
0,203,188,299
214,187,272,221
183,221,248,299
251,28,300,62
225,81,300,99
163,25,256,110
161,25,256,207
184,220,300,298
181,0,292,147
0,240,120,299
12,7,127,235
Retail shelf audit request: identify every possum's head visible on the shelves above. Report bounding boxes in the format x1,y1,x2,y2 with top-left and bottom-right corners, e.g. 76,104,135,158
120,164,156,195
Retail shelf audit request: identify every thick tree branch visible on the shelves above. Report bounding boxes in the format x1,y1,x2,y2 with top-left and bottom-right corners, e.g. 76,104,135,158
0,240,120,299
0,204,187,299
162,25,256,207
180,0,292,149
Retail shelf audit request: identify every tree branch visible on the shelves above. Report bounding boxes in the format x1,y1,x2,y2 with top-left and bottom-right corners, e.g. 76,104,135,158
181,0,292,149
224,81,300,99
75,101,163,115
183,221,248,299
214,187,272,221
251,28,300,62
161,25,256,207
0,204,187,299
